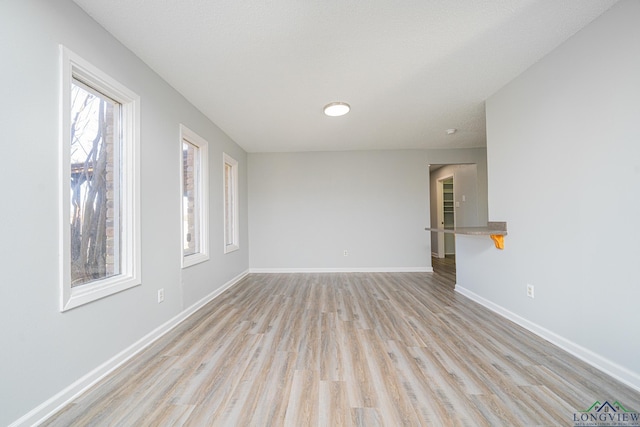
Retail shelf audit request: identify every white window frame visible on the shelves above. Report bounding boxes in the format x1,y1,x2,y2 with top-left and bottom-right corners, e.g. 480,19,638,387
223,153,239,254
59,46,141,311
180,125,210,268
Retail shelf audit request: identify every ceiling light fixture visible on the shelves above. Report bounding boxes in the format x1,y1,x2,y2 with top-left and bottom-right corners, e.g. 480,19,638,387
446,128,457,135
323,102,350,117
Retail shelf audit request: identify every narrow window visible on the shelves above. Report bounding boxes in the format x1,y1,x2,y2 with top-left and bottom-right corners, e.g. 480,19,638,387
69,79,121,285
223,153,239,253
60,46,140,311
180,125,209,267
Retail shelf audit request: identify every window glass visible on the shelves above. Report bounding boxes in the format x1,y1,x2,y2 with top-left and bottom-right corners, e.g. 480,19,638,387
70,79,122,287
182,140,200,256
224,162,233,246
180,125,209,267
223,153,239,253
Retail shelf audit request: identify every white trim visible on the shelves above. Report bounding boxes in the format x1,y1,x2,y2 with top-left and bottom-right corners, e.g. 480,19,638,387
249,267,433,273
10,269,249,427
59,46,141,311
179,124,210,268
454,284,640,393
222,153,239,254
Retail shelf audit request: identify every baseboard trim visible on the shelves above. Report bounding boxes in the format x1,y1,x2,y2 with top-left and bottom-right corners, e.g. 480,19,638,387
12,269,249,427
249,267,433,273
454,284,640,393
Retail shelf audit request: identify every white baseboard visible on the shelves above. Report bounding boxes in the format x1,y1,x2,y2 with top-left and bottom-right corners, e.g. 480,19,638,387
249,267,433,273
454,284,640,393
12,269,249,427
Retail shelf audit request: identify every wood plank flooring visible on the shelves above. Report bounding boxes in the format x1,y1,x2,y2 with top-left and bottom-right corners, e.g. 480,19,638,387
42,263,640,426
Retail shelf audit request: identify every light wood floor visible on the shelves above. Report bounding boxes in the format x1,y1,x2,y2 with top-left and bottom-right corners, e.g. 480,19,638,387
43,262,639,426
431,254,456,284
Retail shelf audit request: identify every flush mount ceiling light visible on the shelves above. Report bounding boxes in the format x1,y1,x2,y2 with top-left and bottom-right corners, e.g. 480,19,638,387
323,102,350,117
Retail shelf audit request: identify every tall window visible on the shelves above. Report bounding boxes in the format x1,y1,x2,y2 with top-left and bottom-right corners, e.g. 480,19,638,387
69,79,120,285
180,125,209,267
60,46,140,311
223,153,239,253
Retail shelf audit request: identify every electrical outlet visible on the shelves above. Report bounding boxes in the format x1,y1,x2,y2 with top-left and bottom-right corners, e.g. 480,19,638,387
526,284,534,299
343,250,348,257
158,288,164,303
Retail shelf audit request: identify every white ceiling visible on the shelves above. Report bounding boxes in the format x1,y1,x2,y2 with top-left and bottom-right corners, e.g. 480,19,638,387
72,0,618,153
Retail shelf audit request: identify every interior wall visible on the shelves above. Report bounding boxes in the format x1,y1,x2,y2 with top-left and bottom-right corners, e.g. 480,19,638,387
429,164,487,254
456,0,640,387
248,148,487,271
0,1,248,425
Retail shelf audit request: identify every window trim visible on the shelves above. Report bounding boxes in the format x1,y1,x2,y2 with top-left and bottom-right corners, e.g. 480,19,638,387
180,124,210,268
59,46,141,311
223,153,239,254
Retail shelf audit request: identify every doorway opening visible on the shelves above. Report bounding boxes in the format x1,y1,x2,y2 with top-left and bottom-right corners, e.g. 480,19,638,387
436,176,455,258
428,161,488,281
432,171,456,280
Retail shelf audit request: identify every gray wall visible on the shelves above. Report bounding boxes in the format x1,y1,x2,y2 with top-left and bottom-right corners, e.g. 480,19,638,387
456,0,640,385
248,148,487,271
0,1,248,424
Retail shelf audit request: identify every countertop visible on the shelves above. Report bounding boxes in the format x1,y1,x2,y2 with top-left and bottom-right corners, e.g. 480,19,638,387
424,221,507,236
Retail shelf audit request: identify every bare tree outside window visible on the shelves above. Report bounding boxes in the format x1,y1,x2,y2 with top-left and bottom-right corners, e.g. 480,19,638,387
69,79,121,287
